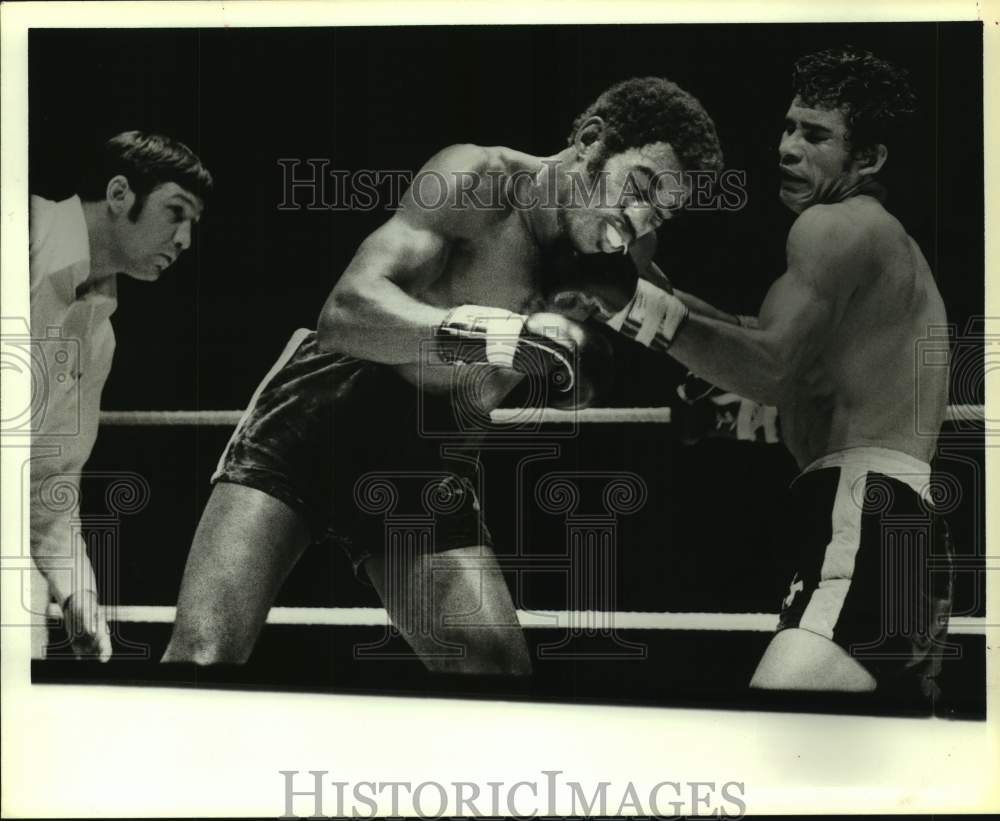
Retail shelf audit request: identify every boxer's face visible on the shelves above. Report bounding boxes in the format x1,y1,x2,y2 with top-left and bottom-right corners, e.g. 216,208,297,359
108,180,204,281
560,134,688,255
778,98,865,213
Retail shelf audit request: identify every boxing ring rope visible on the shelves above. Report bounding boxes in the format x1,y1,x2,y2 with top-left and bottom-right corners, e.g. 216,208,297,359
46,603,986,634
83,403,988,638
99,404,985,427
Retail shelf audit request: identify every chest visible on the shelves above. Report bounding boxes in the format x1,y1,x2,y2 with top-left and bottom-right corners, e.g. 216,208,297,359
432,213,543,313
32,275,116,385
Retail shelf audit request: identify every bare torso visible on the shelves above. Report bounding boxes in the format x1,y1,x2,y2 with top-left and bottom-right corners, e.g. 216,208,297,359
391,147,550,405
765,196,949,468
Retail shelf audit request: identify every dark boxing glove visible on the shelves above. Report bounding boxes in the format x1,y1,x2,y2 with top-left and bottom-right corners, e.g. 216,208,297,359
542,239,643,318
541,241,688,352
675,371,780,444
436,305,612,407
545,320,615,410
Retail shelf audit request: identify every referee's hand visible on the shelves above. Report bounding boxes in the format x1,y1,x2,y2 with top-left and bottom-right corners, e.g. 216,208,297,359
62,590,112,662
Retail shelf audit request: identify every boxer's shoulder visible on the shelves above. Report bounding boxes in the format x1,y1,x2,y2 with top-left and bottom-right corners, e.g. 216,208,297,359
419,143,530,179
405,144,522,236
786,201,881,281
420,144,542,191
790,200,864,240
803,200,916,295
793,196,902,248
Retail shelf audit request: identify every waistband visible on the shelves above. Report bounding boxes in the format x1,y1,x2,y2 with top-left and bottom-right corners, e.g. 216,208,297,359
799,447,932,502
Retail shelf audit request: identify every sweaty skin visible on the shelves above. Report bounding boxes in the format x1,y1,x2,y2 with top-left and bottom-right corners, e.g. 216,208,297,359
162,133,681,670
668,193,948,468
318,138,678,408
772,197,948,466
319,144,551,406
651,88,950,693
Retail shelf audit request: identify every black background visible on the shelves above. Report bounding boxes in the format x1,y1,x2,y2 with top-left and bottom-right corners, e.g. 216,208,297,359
30,24,984,412
28,24,985,709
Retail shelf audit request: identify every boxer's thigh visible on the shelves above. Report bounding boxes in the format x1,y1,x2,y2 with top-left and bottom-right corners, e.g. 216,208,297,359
755,466,878,691
165,482,311,664
366,543,531,676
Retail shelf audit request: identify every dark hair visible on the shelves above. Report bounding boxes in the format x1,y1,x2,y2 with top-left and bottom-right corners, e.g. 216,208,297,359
791,47,917,151
76,130,213,217
567,77,723,174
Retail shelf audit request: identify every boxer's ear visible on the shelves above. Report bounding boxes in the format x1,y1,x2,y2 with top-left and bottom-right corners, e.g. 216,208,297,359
573,116,605,159
854,143,888,176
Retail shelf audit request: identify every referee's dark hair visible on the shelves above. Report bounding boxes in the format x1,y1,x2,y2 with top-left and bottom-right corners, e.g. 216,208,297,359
76,130,213,219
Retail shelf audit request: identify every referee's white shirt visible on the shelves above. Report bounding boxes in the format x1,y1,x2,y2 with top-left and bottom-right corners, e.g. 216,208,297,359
29,195,117,656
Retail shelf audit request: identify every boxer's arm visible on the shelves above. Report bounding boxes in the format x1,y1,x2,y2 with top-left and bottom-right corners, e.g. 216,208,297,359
318,145,491,363
667,206,867,404
317,214,450,362
672,288,739,324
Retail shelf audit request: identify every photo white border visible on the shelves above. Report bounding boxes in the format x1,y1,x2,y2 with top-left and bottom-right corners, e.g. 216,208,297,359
2,1,997,816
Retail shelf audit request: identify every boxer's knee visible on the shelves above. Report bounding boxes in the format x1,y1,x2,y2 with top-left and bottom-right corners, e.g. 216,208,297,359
370,543,532,675
435,546,530,670
162,620,252,665
751,628,876,691
420,625,532,676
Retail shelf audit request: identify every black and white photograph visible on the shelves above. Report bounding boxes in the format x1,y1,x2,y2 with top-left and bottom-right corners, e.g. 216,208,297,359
2,1,997,817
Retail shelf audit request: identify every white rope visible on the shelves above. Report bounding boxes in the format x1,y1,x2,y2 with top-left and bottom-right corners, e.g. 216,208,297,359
85,404,988,639
96,408,672,426
45,603,988,635
98,404,984,427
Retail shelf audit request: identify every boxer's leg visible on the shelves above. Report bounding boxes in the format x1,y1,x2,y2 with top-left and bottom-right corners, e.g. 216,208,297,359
162,482,311,664
754,461,879,692
750,628,877,691
366,544,531,675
